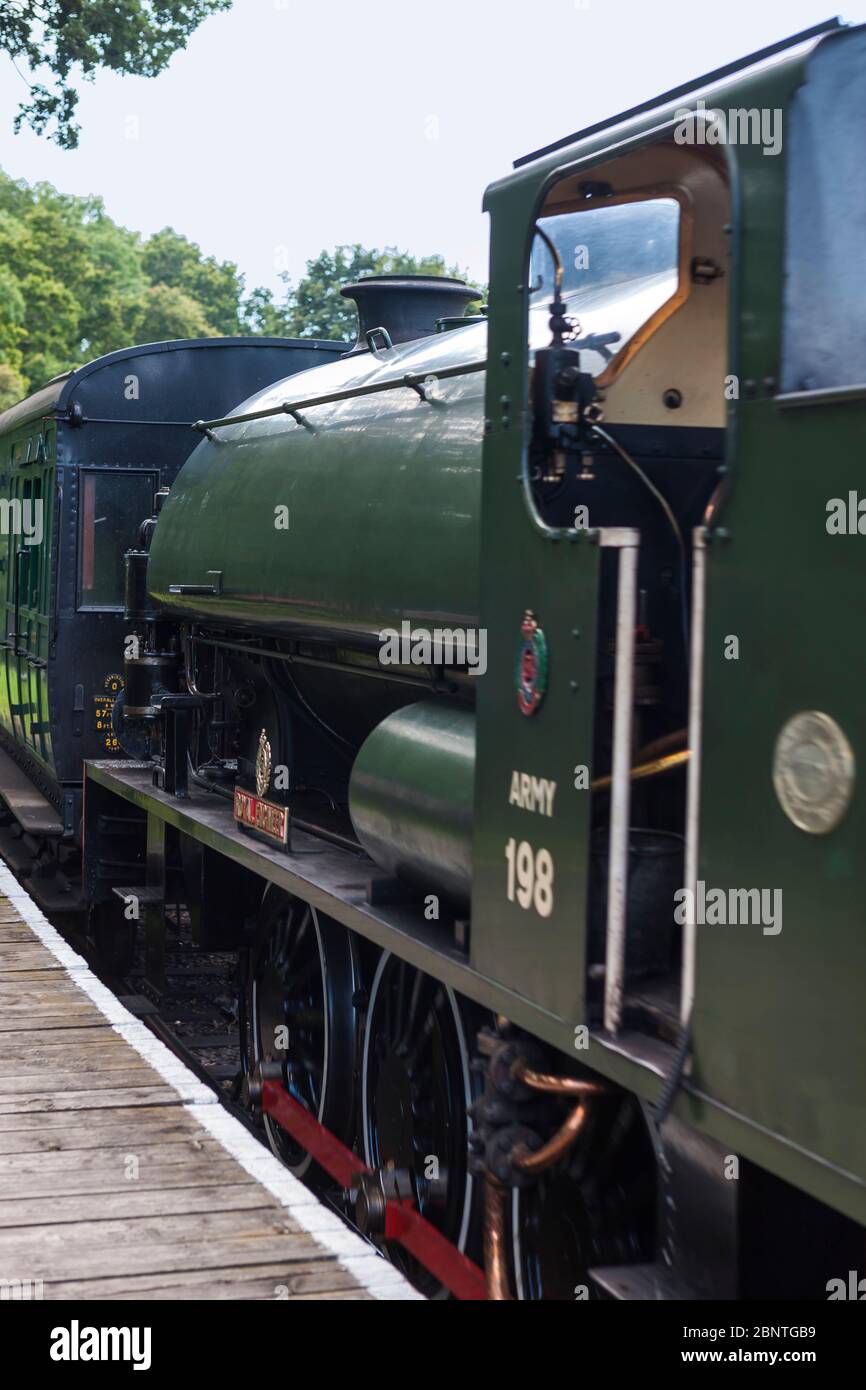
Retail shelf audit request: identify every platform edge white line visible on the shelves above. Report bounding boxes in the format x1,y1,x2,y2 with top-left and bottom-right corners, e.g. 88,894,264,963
0,862,424,1301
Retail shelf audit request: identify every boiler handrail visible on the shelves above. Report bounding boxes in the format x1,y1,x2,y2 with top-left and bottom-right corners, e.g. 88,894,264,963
192,358,487,436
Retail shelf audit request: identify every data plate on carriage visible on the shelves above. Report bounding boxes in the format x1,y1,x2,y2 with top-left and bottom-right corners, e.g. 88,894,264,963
233,788,289,845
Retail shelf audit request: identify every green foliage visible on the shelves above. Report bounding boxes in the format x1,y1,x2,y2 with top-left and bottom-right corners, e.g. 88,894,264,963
0,0,231,149
0,362,26,411
251,244,486,342
0,168,488,405
142,229,243,335
0,263,26,372
0,170,150,384
137,282,216,342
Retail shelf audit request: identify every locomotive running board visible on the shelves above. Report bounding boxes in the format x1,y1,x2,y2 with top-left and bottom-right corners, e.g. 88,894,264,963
82,757,678,1074
83,758,563,1036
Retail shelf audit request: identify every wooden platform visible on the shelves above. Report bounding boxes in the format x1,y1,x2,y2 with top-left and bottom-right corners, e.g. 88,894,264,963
0,866,420,1301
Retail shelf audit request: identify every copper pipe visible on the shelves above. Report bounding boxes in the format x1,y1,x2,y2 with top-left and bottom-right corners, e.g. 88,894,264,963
512,1101,588,1176
635,726,687,763
512,1059,606,1098
591,747,689,793
702,482,723,530
483,1175,513,1301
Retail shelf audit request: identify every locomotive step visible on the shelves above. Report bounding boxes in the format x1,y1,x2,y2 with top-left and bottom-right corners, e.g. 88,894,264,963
590,1262,701,1301
0,749,62,838
111,884,164,905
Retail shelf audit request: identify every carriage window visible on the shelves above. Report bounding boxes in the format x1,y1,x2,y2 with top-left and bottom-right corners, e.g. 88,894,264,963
79,470,157,609
528,196,681,378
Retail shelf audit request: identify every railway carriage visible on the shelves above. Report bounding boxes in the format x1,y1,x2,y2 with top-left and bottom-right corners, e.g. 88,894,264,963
0,337,345,916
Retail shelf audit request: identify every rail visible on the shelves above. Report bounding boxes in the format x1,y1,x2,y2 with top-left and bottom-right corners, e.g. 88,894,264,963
599,527,640,1036
681,526,707,1023
192,358,487,436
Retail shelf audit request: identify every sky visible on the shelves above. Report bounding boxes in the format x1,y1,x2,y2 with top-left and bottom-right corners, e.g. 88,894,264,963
1,0,864,299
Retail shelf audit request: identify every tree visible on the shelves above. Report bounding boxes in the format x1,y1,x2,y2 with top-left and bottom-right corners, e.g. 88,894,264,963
0,168,487,401
5,180,149,364
0,264,26,375
142,228,244,336
248,245,487,342
0,0,231,148
136,283,216,343
14,271,81,386
0,362,26,411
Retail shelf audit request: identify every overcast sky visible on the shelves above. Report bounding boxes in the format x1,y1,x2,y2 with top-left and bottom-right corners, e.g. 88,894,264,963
1,0,863,297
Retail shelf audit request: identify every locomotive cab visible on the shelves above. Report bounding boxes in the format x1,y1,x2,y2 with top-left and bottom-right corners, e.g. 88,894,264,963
522,137,730,1031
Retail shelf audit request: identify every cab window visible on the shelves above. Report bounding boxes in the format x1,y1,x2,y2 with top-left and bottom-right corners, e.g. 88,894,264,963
529,195,681,378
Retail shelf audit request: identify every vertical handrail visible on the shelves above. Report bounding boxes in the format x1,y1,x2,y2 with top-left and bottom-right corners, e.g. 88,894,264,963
681,526,707,1022
13,547,27,655
599,528,640,1035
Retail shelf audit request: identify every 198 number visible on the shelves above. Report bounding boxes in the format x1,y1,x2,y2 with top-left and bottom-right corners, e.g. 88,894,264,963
505,838,554,918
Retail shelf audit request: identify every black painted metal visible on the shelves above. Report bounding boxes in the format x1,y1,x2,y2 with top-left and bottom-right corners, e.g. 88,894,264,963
341,275,480,351
0,337,346,834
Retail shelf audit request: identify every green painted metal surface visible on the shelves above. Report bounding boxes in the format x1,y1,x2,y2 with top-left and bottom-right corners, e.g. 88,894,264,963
693,45,866,1208
0,420,55,775
138,30,866,1226
148,326,487,643
349,700,474,903
472,31,865,1226
470,149,601,1029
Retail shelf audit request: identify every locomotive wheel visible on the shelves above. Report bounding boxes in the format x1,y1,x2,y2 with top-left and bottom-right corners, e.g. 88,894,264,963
511,1092,656,1300
360,952,482,1298
250,890,357,1178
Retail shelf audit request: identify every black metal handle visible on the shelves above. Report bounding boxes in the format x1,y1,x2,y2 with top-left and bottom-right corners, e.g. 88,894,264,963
12,547,27,657
168,570,222,597
365,325,393,355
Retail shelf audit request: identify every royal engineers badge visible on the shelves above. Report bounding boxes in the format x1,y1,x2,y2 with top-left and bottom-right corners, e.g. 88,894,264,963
255,727,272,798
234,727,289,847
516,610,548,717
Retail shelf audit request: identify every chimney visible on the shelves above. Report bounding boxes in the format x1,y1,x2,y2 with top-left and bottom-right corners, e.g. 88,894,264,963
340,275,478,354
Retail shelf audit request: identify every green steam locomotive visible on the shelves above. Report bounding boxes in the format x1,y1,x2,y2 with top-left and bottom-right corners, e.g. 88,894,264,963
84,19,864,1298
